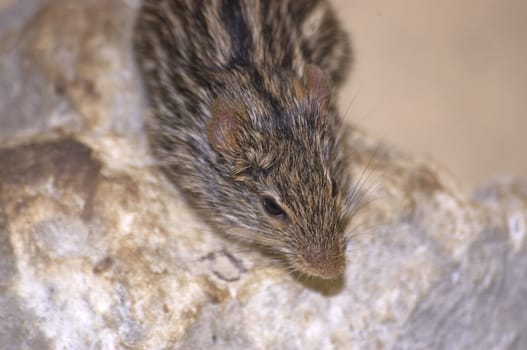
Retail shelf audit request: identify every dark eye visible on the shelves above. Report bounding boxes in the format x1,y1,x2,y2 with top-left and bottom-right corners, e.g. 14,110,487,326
262,196,286,217
331,178,338,197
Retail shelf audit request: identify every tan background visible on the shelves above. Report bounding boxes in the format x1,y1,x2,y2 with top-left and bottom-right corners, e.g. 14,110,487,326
1,0,526,191
333,0,527,191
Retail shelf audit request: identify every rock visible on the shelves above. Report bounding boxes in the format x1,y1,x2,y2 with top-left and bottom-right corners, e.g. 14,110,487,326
0,1,526,349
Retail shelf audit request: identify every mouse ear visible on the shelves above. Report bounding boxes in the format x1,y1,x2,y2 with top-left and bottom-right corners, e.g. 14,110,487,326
294,64,330,109
207,96,244,155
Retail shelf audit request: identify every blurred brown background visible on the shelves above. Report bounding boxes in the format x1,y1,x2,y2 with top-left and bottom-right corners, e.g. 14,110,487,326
333,0,527,190
1,0,526,190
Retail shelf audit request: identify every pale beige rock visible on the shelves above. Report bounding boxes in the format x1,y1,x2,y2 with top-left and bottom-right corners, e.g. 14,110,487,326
0,1,526,349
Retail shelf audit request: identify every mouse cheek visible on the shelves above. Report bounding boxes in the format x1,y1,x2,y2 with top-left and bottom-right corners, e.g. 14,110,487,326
262,216,290,232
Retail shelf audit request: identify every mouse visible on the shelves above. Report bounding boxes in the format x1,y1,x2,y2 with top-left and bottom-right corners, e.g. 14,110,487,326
133,0,353,279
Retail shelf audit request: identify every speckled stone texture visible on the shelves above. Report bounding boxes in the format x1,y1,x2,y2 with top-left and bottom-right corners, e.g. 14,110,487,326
0,1,526,349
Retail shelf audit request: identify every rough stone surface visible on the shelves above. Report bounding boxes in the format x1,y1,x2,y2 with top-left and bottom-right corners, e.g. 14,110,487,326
0,1,526,349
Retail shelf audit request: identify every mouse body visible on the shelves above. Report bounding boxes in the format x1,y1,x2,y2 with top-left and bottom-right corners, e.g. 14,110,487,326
134,0,352,279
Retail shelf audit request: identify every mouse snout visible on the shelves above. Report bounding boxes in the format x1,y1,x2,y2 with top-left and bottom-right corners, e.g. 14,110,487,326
299,244,346,279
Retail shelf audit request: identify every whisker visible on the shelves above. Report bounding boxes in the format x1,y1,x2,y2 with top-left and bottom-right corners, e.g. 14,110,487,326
342,86,382,126
342,89,360,122
351,145,378,192
346,145,382,214
345,220,380,240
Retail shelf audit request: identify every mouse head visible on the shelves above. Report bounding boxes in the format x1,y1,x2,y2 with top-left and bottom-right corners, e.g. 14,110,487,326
206,65,350,279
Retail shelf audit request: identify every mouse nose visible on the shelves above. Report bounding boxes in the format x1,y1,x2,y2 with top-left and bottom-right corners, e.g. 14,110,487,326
300,244,346,279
